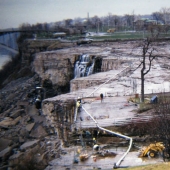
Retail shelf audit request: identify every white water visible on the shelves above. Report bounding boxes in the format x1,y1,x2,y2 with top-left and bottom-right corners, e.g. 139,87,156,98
74,54,95,78
0,32,20,50
0,55,11,70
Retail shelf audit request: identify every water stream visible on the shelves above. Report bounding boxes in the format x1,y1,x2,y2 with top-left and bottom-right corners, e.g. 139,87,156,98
74,54,95,78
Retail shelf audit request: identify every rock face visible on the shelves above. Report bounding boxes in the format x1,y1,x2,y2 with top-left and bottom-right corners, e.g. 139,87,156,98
0,74,62,169
1,39,170,169
33,51,75,89
32,46,126,93
20,39,76,66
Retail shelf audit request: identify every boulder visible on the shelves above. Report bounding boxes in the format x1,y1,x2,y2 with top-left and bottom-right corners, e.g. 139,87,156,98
30,124,48,138
10,109,25,119
0,116,21,128
20,140,39,151
26,123,35,132
8,151,24,167
0,147,12,161
0,138,12,152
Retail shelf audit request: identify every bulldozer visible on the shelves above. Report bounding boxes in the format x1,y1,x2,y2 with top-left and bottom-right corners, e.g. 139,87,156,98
139,142,165,158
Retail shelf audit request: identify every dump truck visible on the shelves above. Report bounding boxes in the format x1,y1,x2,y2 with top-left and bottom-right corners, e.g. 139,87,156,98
139,142,165,158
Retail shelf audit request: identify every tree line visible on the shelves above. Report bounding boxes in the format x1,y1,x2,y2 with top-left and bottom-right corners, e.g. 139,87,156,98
19,7,170,35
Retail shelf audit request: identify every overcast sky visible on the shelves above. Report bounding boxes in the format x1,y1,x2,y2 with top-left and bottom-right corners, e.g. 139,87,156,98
0,0,170,29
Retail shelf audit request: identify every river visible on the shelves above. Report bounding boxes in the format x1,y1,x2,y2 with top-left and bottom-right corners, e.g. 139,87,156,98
0,47,11,70
0,32,20,70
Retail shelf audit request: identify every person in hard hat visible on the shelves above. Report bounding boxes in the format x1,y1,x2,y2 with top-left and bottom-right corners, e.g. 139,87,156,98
76,101,81,108
76,100,81,112
77,97,82,103
93,137,97,144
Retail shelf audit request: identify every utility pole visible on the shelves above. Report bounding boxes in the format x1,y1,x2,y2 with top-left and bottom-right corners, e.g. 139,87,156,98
87,12,89,31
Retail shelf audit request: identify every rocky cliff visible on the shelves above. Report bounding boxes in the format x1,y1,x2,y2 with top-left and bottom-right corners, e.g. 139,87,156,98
0,39,146,169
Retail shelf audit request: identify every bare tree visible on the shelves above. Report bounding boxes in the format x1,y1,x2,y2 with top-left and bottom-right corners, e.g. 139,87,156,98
132,37,158,102
152,12,163,24
124,14,134,30
65,19,73,27
160,7,170,25
90,15,101,33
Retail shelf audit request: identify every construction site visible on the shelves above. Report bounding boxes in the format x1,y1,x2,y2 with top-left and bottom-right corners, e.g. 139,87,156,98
38,39,170,170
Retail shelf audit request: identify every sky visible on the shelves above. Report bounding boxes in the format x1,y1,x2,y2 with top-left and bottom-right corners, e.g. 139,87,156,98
0,0,170,29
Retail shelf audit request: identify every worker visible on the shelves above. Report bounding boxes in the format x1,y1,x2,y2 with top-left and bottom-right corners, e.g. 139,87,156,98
100,93,104,103
86,130,91,136
76,100,81,112
35,96,41,109
93,138,97,144
77,96,82,103
76,101,81,108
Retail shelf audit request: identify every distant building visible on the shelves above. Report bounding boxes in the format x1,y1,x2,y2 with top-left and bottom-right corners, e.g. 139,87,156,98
53,32,66,38
134,18,164,31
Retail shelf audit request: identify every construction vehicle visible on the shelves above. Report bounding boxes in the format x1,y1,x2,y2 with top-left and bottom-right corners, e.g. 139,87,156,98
107,28,116,33
139,142,165,158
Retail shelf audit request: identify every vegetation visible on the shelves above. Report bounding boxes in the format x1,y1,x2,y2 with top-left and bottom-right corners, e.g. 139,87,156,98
138,37,158,102
14,7,170,40
124,95,170,157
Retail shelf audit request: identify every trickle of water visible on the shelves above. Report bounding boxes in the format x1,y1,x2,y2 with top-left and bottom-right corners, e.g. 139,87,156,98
74,54,95,78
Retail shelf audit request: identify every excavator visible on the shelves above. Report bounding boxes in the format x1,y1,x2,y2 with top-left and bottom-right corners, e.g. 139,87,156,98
139,142,165,158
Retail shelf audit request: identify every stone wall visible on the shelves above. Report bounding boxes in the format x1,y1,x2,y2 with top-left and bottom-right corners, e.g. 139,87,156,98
70,76,106,92
42,97,76,141
101,58,120,71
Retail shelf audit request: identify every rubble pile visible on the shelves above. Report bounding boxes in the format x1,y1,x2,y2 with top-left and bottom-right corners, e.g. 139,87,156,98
0,75,62,169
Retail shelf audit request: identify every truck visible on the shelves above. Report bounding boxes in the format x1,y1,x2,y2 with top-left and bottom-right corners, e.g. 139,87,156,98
107,28,116,33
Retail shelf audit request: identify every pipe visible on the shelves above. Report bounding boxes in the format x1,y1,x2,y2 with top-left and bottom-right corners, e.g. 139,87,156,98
81,105,133,168
97,125,133,168
82,106,97,124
